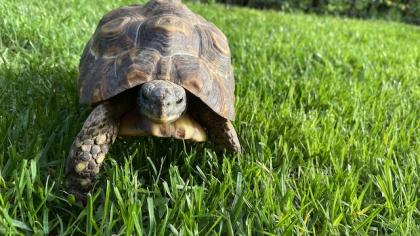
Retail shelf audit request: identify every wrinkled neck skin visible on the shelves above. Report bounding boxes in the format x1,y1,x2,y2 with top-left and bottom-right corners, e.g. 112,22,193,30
136,80,187,123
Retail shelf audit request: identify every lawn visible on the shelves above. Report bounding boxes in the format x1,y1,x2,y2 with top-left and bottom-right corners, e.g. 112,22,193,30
0,0,419,235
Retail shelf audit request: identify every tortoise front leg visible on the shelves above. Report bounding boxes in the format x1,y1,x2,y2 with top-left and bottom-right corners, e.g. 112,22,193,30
188,96,241,153
65,103,119,202
208,119,241,154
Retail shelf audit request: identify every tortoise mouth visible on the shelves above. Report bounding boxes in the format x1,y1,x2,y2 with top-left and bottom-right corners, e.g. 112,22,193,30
140,112,182,124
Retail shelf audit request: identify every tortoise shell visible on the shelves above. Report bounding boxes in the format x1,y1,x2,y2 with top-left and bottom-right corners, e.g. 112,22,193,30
79,0,235,120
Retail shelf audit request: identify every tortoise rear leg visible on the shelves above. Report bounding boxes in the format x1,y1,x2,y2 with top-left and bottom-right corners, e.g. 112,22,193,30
65,103,119,202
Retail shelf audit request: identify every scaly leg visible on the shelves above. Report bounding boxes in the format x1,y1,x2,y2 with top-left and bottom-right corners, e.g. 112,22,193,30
208,118,241,153
65,103,119,202
188,96,241,153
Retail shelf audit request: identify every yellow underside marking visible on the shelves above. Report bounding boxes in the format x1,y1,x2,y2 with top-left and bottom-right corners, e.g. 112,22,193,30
119,111,207,142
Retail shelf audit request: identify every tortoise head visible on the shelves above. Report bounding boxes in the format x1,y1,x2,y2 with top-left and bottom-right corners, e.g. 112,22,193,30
137,80,187,123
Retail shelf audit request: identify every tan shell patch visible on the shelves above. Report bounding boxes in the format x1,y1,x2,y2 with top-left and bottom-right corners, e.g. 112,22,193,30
126,64,151,86
99,17,131,38
152,15,191,35
156,56,172,80
209,29,230,55
92,85,103,102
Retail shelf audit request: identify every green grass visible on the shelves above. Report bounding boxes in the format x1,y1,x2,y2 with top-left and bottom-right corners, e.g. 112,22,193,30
1,0,419,235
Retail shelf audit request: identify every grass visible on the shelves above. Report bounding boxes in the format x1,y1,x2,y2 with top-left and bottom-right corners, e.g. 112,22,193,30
0,0,419,234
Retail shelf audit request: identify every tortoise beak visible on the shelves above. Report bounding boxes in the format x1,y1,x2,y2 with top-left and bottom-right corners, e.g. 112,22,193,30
148,113,181,124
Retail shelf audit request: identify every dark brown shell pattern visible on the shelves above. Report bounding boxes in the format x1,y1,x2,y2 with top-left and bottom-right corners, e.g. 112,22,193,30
79,0,236,120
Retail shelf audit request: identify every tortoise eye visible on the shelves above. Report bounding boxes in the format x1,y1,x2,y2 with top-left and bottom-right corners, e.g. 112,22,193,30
176,98,183,104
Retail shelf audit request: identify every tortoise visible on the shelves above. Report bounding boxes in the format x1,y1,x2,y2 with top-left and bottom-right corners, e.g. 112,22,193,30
65,0,241,201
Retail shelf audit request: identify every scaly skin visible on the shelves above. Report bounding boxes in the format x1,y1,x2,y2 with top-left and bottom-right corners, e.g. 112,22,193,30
210,119,241,153
189,95,241,153
65,102,119,202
